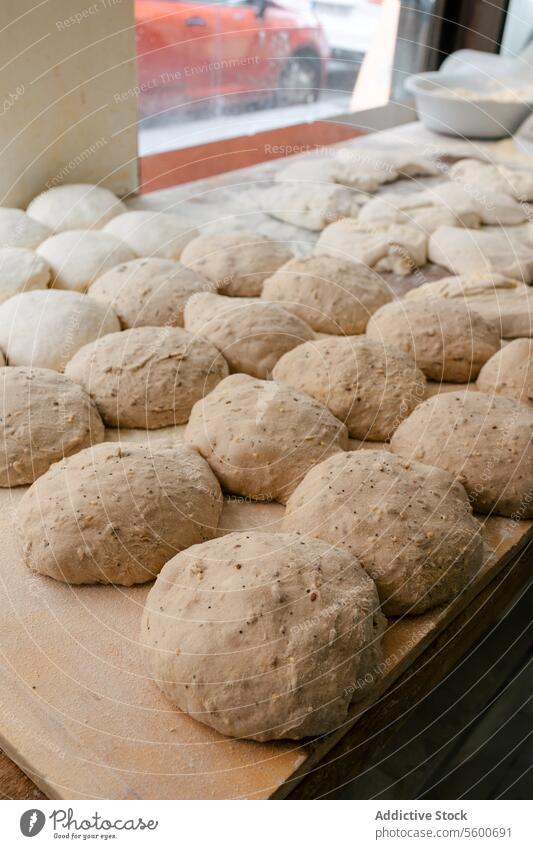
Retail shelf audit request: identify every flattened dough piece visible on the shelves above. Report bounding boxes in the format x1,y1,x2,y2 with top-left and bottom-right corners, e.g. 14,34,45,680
0,208,51,249
142,531,385,740
103,210,198,259
0,247,50,304
16,442,223,585
260,183,363,231
428,226,533,282
273,156,382,192
184,373,349,503
315,219,427,275
449,158,533,202
27,183,126,232
37,230,136,292
477,339,533,406
358,197,458,233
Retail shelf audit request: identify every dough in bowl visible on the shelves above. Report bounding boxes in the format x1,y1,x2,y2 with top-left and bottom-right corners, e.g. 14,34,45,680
315,219,427,275
103,210,198,259
0,208,51,249
183,291,314,378
27,183,125,232
282,450,484,615
184,373,348,503
141,531,386,741
0,289,120,371
64,326,229,428
16,442,223,585
0,366,104,486
37,230,136,292
89,258,211,328
0,247,50,304
390,391,533,517
261,255,391,335
366,298,500,382
272,337,427,441
180,232,292,296
477,339,533,406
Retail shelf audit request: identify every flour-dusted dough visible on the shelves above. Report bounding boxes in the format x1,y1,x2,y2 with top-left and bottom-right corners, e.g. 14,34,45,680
0,289,120,371
27,183,126,232
366,299,500,382
428,226,533,282
141,531,385,740
37,230,136,292
16,442,223,585
0,247,50,304
358,196,458,232
315,219,427,275
273,156,382,192
273,337,427,441
477,339,533,406
260,183,363,231
65,326,228,428
0,366,104,486
261,255,391,334
88,258,211,329
184,373,348,503
183,292,314,379
282,450,483,615
0,208,51,249
103,210,198,259
390,391,533,517
449,159,533,202
181,232,292,296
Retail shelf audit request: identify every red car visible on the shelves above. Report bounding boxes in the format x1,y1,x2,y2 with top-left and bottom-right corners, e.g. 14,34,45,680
135,0,329,114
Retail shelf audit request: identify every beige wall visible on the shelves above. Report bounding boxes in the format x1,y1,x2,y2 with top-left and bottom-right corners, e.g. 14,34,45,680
0,0,138,208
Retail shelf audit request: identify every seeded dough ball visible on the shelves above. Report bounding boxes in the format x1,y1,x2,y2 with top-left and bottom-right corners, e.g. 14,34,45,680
315,219,427,275
0,366,104,486
366,298,500,382
477,339,533,407
0,247,51,304
65,326,228,428
89,258,211,329
180,232,292,296
37,230,136,292
261,255,391,335
141,531,385,740
16,442,223,585
184,291,314,379
283,450,484,614
0,289,120,371
273,337,427,441
185,373,348,503
0,208,51,250
390,391,533,517
103,210,198,259
27,183,125,232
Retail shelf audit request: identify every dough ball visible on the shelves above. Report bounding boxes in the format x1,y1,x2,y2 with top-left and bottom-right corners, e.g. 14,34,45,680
449,158,533,202
260,183,363,231
65,326,229,428
0,208,51,249
0,247,51,304
27,183,125,232
16,442,223,585
141,531,385,741
262,255,391,335
359,196,458,233
37,230,136,292
183,291,314,379
180,232,292,296
428,226,533,282
366,298,500,382
273,337,427,441
477,339,533,406
283,450,483,615
88,258,211,329
0,366,104,486
390,391,533,517
0,289,120,371
274,156,384,192
103,210,198,259
315,219,427,275
184,373,349,503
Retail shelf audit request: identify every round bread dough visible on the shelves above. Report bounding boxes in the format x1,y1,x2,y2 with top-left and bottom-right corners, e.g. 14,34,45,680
16,441,223,585
183,291,314,379
390,391,533,517
0,366,104,486
37,230,136,292
88,258,211,329
184,373,349,503
103,210,198,259
366,298,500,382
0,208,51,249
65,326,229,428
0,247,51,304
261,255,391,335
477,339,533,406
315,219,427,275
0,289,120,371
260,183,363,231
26,183,126,232
272,337,427,441
449,158,533,203
141,531,385,741
428,226,533,282
180,232,293,296
282,450,483,615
